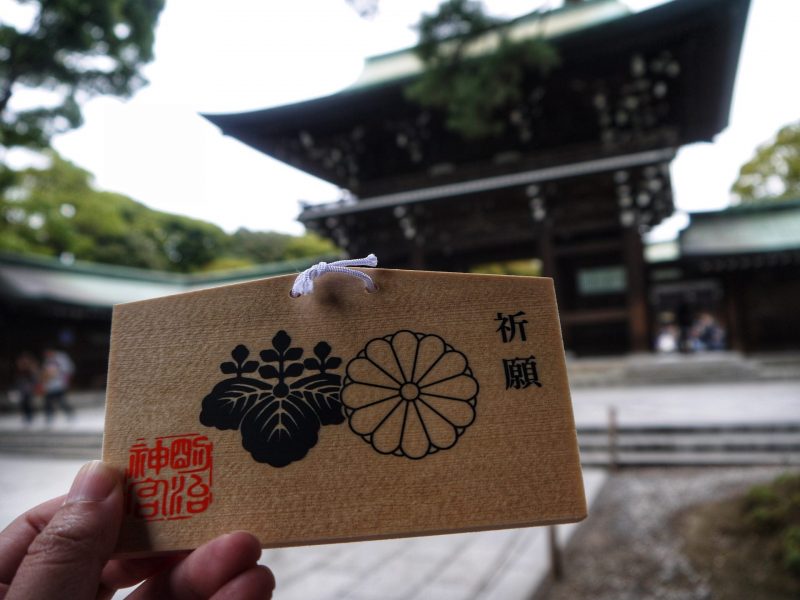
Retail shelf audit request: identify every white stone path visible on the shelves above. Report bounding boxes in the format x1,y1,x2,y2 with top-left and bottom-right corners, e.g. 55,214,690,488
3,380,798,434
5,379,798,598
0,455,605,600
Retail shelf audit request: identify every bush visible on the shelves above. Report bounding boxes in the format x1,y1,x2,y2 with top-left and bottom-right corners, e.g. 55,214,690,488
743,473,800,577
784,527,800,576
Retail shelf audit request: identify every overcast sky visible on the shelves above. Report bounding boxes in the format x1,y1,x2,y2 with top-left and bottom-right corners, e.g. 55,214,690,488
7,0,800,240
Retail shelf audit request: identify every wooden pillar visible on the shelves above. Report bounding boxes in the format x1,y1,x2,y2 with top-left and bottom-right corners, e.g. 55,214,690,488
623,228,649,353
724,275,745,353
608,406,619,470
548,525,564,581
539,222,557,279
408,244,426,270
539,222,571,349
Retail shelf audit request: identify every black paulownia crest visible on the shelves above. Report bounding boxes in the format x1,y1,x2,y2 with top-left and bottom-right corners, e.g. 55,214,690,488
199,331,344,467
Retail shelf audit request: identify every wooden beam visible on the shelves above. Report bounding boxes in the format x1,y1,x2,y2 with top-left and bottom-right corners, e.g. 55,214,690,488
623,228,650,352
560,307,628,325
554,238,623,257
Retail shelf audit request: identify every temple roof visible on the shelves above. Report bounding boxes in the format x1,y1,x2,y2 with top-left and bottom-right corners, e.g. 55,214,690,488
0,252,332,309
347,0,630,92
203,0,750,196
681,199,800,258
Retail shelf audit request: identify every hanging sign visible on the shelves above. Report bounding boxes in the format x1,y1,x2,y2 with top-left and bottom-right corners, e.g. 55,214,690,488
102,265,585,556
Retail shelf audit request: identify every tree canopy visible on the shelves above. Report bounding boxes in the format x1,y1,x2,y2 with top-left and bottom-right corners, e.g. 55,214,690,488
0,0,342,272
732,120,800,203
0,154,339,271
0,0,165,150
405,0,559,139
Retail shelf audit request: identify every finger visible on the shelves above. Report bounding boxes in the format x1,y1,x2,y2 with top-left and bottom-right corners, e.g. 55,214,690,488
210,565,275,600
0,495,65,586
4,461,122,600
128,532,261,600
97,553,187,599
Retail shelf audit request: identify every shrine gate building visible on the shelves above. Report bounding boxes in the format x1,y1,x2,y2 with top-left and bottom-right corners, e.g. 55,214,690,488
205,0,751,355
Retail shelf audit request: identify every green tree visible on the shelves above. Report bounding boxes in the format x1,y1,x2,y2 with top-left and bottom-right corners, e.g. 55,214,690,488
198,256,256,273
229,229,339,265
283,232,339,260
732,120,800,203
470,258,541,276
1,153,340,272
230,229,296,264
0,0,165,150
0,152,229,271
406,0,559,139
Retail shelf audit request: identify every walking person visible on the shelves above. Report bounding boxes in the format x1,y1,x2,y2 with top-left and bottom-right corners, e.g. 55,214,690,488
41,347,75,423
12,352,39,424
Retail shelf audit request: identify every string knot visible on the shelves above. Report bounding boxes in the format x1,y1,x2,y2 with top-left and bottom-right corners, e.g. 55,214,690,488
290,254,378,297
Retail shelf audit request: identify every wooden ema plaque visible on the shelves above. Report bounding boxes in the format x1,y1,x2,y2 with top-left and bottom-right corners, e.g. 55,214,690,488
102,268,586,555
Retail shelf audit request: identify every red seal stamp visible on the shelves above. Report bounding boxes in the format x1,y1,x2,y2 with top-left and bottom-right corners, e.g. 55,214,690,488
125,433,213,521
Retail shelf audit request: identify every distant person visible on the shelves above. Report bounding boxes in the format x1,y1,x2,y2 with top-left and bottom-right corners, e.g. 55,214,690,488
656,324,678,353
12,352,39,424
41,348,75,422
696,312,726,351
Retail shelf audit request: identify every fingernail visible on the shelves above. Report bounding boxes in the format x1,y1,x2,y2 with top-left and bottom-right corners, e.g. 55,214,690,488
66,460,117,503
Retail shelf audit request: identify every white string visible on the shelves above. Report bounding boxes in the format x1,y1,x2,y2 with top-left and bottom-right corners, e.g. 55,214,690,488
290,254,378,297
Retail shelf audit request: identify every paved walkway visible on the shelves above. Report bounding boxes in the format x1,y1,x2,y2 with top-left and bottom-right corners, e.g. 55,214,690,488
0,406,106,432
1,380,798,435
570,380,800,426
2,379,798,598
0,455,605,600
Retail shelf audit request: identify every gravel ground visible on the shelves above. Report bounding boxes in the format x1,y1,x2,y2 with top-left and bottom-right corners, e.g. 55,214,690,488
535,467,793,600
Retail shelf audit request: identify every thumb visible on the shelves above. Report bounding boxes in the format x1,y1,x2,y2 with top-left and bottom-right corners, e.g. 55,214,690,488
6,461,123,600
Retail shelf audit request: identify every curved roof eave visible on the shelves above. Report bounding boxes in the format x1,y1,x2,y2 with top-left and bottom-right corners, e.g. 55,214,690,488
202,0,631,136
203,0,748,140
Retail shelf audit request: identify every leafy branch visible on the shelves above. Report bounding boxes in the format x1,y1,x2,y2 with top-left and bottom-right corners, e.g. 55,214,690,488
0,0,166,150
405,0,560,140
732,119,800,203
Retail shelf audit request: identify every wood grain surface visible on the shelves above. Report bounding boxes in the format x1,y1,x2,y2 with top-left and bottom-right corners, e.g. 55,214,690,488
103,269,586,555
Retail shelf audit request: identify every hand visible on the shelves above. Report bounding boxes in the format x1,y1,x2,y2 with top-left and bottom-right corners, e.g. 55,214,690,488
0,461,275,599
